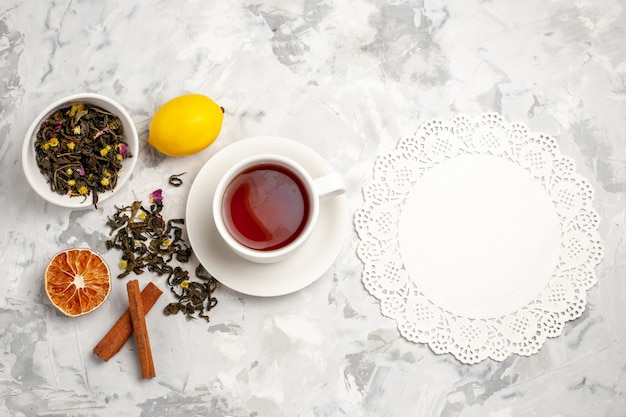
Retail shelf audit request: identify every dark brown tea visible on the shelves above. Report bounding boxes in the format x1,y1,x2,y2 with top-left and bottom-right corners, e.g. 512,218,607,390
221,163,310,251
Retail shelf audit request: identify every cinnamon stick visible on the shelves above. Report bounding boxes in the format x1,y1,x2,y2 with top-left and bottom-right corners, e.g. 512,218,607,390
93,281,162,362
126,280,156,378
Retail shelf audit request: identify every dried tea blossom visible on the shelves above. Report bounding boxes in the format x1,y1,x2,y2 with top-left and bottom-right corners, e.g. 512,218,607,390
105,189,218,321
149,188,163,204
34,103,132,207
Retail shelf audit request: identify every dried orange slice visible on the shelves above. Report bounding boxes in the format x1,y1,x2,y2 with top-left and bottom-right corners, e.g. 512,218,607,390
45,248,111,317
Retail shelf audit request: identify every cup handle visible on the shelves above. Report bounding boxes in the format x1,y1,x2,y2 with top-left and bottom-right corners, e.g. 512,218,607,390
313,172,347,201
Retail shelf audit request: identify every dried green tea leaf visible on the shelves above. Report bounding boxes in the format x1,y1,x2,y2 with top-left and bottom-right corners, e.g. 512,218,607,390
34,102,133,208
168,172,186,187
104,192,218,323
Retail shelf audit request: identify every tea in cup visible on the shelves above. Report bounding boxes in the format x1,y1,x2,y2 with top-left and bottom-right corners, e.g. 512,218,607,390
213,154,346,263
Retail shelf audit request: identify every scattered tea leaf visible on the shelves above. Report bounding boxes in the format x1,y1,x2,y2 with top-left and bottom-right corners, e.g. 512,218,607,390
164,265,218,322
105,191,218,322
105,200,190,279
168,172,186,187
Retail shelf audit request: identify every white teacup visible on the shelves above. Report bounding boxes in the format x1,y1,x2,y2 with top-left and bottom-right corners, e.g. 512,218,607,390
213,154,346,263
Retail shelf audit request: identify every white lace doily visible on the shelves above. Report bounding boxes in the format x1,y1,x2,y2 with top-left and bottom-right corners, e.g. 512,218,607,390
354,113,604,364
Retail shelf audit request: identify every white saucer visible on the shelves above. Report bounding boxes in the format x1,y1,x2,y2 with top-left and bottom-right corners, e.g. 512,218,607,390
186,136,349,297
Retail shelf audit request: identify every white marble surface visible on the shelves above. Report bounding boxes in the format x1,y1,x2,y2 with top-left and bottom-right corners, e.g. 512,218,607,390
1,0,626,416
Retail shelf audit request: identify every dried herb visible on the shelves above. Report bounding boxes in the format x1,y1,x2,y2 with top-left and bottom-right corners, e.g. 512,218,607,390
168,172,186,187
105,190,218,322
163,264,218,322
105,198,191,279
34,102,132,207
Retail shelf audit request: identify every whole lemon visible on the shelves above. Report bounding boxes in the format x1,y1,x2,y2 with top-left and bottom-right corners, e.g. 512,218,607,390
148,94,224,156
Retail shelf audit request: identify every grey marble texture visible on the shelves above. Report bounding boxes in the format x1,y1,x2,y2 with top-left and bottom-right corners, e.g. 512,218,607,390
1,0,626,416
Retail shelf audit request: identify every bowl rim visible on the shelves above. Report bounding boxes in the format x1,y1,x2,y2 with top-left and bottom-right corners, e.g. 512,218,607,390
21,92,139,208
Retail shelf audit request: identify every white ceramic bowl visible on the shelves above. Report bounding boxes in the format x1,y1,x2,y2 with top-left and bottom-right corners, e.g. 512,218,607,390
21,93,138,208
